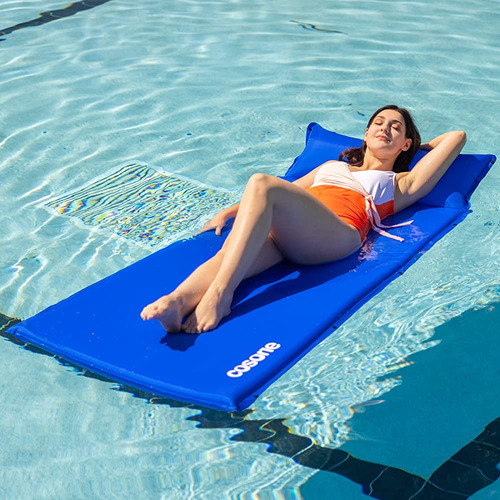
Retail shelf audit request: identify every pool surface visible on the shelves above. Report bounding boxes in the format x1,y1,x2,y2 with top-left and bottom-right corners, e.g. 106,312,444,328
1,0,499,498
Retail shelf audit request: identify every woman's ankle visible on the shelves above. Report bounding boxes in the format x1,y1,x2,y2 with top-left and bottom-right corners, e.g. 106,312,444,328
207,279,235,298
171,289,205,317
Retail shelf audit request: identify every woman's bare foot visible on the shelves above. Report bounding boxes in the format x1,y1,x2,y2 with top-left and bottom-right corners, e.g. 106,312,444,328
140,294,185,333
182,285,233,333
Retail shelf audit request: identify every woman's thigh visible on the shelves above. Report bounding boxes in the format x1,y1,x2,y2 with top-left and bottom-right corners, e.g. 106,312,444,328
266,178,362,264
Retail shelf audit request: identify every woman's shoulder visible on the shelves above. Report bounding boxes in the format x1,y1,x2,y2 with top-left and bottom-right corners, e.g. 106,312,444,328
324,159,347,165
320,160,348,170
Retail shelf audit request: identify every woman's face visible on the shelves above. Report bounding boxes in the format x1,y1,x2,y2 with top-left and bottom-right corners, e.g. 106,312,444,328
364,109,412,160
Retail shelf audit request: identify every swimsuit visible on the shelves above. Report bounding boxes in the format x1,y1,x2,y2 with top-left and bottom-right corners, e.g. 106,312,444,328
306,160,412,242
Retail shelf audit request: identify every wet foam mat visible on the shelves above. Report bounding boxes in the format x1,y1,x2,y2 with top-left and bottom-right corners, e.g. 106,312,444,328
10,125,496,411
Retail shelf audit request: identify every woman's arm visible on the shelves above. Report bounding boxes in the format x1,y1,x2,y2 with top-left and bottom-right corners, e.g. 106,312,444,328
394,130,467,212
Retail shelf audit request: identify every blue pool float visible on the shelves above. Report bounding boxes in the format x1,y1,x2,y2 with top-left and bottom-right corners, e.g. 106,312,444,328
8,124,496,411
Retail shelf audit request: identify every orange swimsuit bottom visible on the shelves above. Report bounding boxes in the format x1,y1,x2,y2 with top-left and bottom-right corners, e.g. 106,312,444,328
305,161,407,243
306,185,373,242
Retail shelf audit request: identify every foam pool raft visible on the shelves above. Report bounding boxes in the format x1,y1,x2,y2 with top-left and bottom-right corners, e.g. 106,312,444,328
8,123,496,411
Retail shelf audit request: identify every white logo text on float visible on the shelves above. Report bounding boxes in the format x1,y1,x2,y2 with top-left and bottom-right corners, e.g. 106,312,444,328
226,342,281,378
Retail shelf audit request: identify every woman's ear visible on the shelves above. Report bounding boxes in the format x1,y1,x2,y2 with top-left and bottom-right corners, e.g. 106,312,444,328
402,138,412,151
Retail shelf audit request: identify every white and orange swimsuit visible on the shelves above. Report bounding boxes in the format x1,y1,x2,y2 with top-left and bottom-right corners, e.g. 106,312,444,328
306,160,412,242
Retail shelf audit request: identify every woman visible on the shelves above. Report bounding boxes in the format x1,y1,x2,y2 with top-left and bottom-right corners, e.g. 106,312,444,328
141,105,466,333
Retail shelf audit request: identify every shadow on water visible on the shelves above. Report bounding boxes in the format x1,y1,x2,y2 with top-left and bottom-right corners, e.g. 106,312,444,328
0,0,113,41
1,310,498,499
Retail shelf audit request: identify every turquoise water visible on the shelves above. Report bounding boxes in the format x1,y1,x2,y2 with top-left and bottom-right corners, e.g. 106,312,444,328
1,0,499,498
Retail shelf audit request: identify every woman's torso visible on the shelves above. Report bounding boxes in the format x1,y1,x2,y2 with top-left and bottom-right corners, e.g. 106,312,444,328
310,160,396,219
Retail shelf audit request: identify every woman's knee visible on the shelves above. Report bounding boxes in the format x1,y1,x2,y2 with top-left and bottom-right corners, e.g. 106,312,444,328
246,173,278,193
245,174,287,204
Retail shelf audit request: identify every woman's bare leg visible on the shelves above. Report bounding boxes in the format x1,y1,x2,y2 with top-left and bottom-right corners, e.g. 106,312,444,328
184,174,361,333
140,236,283,332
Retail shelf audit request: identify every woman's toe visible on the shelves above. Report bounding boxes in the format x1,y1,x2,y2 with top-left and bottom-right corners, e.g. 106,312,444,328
182,317,196,333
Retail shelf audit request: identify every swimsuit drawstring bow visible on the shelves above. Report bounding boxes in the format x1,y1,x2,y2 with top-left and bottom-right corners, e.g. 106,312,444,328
364,195,413,242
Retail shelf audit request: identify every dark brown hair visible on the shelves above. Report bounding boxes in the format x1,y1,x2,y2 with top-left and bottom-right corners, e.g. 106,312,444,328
339,105,421,173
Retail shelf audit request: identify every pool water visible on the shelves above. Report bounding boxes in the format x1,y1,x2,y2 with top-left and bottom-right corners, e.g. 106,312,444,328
1,0,499,498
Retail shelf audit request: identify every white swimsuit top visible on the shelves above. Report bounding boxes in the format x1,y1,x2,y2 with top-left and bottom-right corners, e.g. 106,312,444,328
311,161,413,241
312,161,397,206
